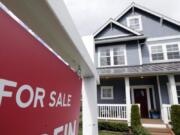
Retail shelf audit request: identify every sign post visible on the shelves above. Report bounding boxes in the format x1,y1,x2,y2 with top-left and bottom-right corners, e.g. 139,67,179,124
0,7,82,135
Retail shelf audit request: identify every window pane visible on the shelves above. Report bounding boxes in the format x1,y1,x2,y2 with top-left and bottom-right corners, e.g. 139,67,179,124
102,88,113,98
114,56,125,65
151,46,163,53
152,53,164,60
166,44,179,52
113,47,124,56
129,18,140,30
100,48,110,57
178,98,180,104
177,91,180,96
167,52,180,59
176,86,180,90
100,57,111,66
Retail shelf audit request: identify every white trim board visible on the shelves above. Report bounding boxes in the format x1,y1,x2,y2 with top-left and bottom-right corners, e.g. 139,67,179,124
147,35,180,42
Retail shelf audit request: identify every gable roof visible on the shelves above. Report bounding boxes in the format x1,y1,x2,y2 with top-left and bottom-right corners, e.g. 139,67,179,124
115,2,180,26
93,18,141,37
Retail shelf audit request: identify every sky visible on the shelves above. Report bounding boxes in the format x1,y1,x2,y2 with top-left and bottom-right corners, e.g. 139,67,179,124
64,0,180,36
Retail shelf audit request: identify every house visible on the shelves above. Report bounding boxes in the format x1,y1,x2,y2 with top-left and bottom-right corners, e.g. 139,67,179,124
94,2,180,127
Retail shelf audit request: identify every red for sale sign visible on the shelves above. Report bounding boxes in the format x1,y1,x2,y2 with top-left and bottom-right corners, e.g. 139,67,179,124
0,6,82,135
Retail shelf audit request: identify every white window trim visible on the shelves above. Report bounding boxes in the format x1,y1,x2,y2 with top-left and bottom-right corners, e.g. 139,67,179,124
98,45,127,68
126,15,143,31
148,42,180,63
101,86,114,100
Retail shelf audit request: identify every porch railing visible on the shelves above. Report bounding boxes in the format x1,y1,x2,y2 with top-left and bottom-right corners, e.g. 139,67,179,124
97,104,127,120
162,104,171,124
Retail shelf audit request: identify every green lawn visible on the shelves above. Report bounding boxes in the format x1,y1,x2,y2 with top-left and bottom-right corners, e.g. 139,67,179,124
78,129,123,135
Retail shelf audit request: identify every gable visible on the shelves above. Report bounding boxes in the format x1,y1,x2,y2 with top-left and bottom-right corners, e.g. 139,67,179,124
116,4,180,38
94,19,141,40
95,23,134,39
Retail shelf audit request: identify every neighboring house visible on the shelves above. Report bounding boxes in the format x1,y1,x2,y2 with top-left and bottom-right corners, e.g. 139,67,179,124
94,3,180,127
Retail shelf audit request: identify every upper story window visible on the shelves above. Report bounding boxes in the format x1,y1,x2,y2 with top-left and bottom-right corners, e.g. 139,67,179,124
127,15,143,31
98,45,126,67
149,42,180,62
101,86,114,100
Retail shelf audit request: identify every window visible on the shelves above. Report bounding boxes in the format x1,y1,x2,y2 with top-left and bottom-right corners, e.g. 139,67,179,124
101,86,114,100
176,85,180,104
127,15,143,31
98,45,126,67
113,46,125,65
150,42,180,62
99,48,111,66
166,44,180,59
151,45,164,61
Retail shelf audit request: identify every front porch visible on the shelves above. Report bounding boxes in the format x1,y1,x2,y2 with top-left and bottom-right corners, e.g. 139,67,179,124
97,74,180,125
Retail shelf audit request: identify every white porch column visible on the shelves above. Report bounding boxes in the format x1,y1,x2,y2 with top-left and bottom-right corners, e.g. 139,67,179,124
168,75,178,104
125,77,131,125
82,77,98,135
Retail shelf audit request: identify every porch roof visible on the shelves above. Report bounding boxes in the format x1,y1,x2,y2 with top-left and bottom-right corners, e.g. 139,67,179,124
97,62,180,77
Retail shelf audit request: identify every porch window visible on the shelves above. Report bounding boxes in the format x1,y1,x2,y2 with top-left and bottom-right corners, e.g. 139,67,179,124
176,85,180,104
149,42,180,62
101,86,114,100
127,15,143,31
98,45,126,67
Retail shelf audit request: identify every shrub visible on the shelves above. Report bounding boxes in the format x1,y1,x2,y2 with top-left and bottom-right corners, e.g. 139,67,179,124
132,126,151,135
171,105,180,135
98,120,129,132
131,104,141,129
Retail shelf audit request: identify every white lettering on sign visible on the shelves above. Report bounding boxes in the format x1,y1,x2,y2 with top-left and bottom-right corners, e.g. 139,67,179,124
54,120,76,135
16,85,34,108
42,120,77,135
49,92,72,107
0,78,72,108
0,79,17,105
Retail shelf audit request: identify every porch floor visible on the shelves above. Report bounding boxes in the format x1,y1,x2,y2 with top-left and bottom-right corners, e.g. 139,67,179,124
141,119,164,124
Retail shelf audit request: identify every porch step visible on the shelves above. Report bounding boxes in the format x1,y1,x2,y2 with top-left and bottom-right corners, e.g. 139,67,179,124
146,128,173,135
142,119,166,128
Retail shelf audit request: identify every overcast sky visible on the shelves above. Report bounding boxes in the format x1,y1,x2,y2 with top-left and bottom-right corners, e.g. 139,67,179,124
64,0,180,36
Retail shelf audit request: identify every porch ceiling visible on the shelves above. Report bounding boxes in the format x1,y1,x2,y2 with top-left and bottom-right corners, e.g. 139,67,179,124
98,62,180,77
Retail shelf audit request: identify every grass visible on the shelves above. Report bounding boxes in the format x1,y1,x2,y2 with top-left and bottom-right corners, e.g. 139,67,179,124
78,129,123,135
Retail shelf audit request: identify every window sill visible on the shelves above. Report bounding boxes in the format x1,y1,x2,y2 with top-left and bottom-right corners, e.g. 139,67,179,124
150,59,180,64
98,64,127,68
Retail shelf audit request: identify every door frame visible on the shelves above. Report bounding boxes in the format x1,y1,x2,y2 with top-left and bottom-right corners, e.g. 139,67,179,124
130,85,156,117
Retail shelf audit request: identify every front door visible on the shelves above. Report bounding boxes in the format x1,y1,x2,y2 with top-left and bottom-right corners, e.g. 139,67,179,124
134,89,149,118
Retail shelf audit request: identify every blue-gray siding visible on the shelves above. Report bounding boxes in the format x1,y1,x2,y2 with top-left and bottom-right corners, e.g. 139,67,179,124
126,41,140,65
97,78,126,104
95,24,133,38
117,8,180,38
141,43,150,64
97,76,161,111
